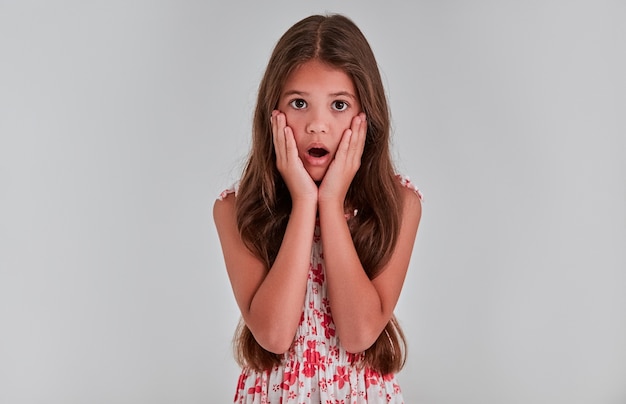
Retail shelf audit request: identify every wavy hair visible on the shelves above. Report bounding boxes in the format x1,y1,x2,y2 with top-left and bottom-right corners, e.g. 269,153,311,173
234,14,406,375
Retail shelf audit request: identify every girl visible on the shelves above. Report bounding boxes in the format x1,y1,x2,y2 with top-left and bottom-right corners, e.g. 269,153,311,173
214,14,422,403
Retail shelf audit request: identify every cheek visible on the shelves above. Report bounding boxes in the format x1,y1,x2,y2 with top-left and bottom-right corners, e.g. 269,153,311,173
283,112,302,128
283,113,307,140
283,115,306,149
344,116,356,129
336,115,355,133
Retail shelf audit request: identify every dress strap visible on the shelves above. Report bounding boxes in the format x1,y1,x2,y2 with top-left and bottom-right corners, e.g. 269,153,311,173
396,174,424,201
217,182,239,200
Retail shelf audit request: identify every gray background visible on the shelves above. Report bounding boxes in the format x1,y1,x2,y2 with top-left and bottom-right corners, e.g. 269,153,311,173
1,1,625,403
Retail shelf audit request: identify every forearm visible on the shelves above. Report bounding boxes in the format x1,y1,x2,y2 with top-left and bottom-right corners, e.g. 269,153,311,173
246,199,317,352
318,202,389,352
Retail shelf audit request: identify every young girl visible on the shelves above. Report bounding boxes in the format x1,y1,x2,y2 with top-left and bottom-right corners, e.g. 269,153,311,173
214,14,422,403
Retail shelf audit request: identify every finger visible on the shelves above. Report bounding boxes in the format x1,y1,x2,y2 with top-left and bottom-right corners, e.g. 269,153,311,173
271,110,279,141
273,112,287,165
352,114,367,162
346,115,365,162
283,125,298,163
271,113,280,160
335,128,353,161
271,110,278,145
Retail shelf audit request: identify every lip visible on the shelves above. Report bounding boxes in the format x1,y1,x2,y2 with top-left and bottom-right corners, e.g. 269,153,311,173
302,143,331,166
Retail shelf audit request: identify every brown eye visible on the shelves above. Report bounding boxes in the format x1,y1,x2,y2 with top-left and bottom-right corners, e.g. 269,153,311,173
332,100,348,111
290,99,307,109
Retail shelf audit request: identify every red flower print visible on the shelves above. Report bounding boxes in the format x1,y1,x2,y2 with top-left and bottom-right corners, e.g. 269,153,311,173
312,263,324,284
364,368,380,389
304,348,321,364
236,372,248,391
319,378,328,392
302,341,326,377
333,366,350,389
382,372,394,382
247,376,262,395
281,363,299,390
321,313,336,339
303,361,316,377
328,345,339,359
295,334,305,347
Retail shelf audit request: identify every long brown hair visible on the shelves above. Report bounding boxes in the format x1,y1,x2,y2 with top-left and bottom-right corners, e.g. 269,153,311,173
234,14,406,375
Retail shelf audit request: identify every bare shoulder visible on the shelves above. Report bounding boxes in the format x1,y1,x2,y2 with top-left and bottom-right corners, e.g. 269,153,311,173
213,190,265,275
398,181,422,224
213,191,237,231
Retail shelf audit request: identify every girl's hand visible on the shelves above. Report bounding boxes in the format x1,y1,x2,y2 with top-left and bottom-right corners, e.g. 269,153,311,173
318,113,367,206
272,110,318,203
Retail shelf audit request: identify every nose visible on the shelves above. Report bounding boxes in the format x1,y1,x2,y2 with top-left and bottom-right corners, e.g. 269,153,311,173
305,108,329,134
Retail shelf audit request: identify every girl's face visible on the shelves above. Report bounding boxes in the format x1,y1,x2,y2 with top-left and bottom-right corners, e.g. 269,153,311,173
277,59,362,182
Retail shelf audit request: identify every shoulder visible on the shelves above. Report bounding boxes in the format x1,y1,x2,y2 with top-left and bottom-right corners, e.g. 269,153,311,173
213,186,237,227
395,174,423,201
395,174,423,222
214,182,239,213
217,182,238,201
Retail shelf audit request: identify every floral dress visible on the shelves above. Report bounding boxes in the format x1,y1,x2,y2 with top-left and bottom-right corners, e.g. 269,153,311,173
220,176,422,404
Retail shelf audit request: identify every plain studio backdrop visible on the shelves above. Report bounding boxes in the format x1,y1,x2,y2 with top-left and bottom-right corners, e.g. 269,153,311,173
1,1,625,403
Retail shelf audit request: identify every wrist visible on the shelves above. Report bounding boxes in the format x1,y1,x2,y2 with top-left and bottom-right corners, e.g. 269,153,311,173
291,195,318,211
317,197,345,214
317,183,348,208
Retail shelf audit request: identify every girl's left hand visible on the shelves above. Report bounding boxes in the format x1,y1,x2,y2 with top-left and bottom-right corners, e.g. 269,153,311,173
318,113,367,205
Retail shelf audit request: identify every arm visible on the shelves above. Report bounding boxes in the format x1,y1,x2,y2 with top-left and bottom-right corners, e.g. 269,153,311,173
213,193,316,354
213,111,318,354
317,113,422,352
319,186,422,353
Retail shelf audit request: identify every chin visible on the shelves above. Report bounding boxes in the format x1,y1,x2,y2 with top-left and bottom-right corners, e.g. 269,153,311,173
307,170,327,183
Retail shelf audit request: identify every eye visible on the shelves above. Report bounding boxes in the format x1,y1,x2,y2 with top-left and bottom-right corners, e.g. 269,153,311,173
289,99,307,109
332,100,348,111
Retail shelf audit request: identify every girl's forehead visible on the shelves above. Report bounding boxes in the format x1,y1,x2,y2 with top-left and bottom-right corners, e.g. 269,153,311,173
282,60,356,96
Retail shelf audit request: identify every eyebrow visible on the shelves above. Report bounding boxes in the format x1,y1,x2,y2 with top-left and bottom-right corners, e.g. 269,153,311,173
282,90,357,100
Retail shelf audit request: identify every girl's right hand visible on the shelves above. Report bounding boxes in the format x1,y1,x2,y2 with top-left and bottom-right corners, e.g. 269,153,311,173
272,111,318,203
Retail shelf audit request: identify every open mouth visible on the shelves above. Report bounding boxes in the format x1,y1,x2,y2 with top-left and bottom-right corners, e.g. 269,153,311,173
307,147,329,158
